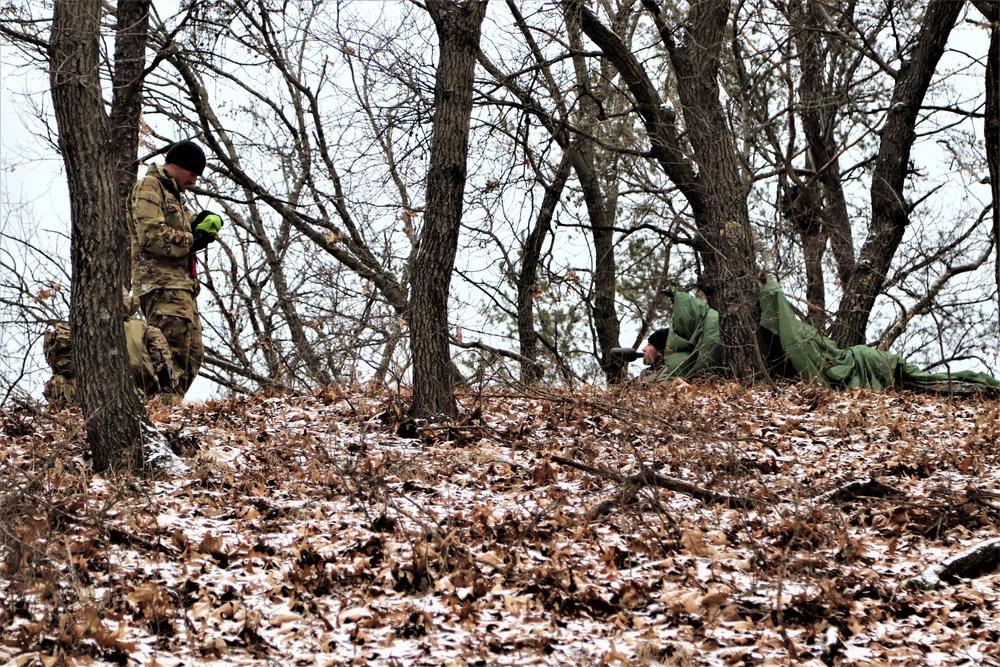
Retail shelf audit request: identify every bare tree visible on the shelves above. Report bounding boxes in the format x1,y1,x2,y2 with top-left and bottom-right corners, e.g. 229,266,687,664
48,0,148,471
567,0,768,381
830,0,965,347
970,0,999,329
477,1,672,384
515,155,571,384
410,0,488,417
145,0,418,391
6,0,996,402
786,0,857,293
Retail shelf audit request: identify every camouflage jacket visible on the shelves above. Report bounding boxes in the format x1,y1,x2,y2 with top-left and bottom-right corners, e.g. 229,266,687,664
43,322,75,377
128,164,197,296
43,318,175,406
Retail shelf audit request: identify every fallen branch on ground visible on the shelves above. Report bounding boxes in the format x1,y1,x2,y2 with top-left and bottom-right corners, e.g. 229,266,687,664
816,478,904,503
550,455,754,512
916,537,1000,588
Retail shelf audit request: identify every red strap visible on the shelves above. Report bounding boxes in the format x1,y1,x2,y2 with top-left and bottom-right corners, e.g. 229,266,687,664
190,254,198,278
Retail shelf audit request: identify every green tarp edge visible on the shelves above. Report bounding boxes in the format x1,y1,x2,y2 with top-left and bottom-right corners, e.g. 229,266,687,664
650,281,1000,392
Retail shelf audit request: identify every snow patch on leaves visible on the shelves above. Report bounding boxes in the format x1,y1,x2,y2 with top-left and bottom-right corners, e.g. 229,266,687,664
2,384,1000,665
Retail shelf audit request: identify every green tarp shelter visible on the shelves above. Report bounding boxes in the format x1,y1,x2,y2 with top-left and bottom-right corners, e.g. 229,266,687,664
650,281,1000,394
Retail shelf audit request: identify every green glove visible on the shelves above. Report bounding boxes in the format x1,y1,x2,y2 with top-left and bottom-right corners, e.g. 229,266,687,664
191,211,222,251
193,211,223,235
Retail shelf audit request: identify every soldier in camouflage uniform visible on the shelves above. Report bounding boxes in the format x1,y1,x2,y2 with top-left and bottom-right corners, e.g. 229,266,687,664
124,318,175,396
128,140,222,399
42,309,175,408
42,322,76,408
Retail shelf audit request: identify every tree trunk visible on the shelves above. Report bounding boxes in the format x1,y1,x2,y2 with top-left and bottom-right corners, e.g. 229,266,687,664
782,185,827,327
49,0,147,472
517,155,570,384
410,0,487,418
632,0,767,382
669,0,764,381
582,163,622,383
563,7,623,383
110,0,150,206
574,0,767,382
830,0,963,347
789,0,856,291
972,0,999,333
990,19,999,337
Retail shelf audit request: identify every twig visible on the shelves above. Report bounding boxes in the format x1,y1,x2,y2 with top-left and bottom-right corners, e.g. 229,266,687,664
550,455,754,509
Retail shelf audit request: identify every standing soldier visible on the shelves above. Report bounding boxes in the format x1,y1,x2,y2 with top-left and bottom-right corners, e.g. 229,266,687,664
128,140,223,400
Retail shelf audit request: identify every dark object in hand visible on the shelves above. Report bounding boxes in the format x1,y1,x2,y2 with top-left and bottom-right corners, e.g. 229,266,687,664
610,347,642,361
191,230,216,251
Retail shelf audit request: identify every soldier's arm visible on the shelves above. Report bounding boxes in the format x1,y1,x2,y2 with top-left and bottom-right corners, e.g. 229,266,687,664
131,181,194,258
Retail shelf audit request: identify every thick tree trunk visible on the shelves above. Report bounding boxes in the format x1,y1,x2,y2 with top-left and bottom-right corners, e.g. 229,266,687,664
410,0,487,418
574,0,767,382
656,0,767,381
990,19,999,335
50,0,147,471
973,0,999,333
830,0,963,347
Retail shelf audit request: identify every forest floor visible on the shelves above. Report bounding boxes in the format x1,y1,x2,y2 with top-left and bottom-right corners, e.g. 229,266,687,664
2,381,1000,666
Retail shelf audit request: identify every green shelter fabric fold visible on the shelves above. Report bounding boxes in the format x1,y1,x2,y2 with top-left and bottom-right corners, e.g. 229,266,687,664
651,282,1000,393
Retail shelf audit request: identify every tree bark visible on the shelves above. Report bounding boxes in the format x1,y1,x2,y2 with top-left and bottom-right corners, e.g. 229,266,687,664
830,0,964,347
788,0,856,292
564,6,623,384
782,185,827,327
666,0,765,381
110,0,150,206
410,0,487,418
972,0,999,335
49,0,147,471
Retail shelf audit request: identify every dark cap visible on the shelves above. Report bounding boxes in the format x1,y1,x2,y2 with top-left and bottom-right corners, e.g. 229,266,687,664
647,327,669,352
165,140,206,176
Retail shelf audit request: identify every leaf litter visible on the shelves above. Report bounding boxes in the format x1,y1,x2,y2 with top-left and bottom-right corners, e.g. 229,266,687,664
2,381,1000,666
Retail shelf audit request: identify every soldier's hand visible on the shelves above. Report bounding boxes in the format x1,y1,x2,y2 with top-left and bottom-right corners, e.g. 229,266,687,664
191,231,216,251
191,211,222,251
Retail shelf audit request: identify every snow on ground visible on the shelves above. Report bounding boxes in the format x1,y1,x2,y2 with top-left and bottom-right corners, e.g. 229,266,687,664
2,381,999,666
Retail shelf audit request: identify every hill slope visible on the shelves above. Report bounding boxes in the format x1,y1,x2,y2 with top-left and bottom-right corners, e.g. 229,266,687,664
2,382,1000,666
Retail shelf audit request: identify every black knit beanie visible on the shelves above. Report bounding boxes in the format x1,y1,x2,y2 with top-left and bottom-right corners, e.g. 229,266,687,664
165,140,206,176
647,327,669,352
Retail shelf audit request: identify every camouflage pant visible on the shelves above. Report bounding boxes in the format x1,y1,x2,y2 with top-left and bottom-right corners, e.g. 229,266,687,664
140,288,203,398
44,374,76,409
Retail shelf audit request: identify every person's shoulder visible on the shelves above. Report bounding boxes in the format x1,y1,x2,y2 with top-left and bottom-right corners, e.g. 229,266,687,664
135,164,170,188
131,166,169,204
133,171,161,191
